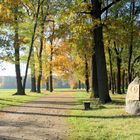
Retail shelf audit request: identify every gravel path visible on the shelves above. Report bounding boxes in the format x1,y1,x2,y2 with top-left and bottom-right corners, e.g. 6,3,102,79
0,92,76,140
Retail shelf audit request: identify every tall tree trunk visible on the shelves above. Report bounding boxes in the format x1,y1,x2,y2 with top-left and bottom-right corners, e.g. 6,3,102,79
46,77,49,91
49,46,53,92
108,47,114,93
49,21,55,93
30,52,36,92
113,41,123,95
37,8,44,93
49,70,53,92
14,6,25,95
111,72,115,94
31,68,36,92
114,45,122,94
78,80,81,89
108,75,111,90
93,25,111,103
23,0,41,92
128,0,135,83
122,70,125,93
91,54,99,98
90,0,111,103
116,56,122,94
113,72,116,93
85,55,89,93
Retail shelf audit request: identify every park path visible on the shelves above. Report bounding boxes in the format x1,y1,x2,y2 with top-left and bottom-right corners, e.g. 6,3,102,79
0,92,77,140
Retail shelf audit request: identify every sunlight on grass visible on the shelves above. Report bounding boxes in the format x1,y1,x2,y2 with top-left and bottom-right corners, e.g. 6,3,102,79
68,92,140,140
0,89,47,108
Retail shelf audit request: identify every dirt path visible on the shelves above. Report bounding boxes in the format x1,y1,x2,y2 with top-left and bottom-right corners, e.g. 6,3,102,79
0,92,77,140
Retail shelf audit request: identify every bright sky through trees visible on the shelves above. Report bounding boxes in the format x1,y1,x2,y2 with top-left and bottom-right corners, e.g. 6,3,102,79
0,62,30,76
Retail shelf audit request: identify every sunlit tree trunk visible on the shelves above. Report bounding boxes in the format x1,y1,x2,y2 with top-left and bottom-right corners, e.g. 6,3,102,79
49,21,55,93
49,46,53,92
23,0,41,92
37,7,44,93
30,52,36,92
31,69,36,92
14,5,25,95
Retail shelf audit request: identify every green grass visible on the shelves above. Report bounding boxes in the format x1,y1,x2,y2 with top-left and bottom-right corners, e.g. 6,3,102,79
68,92,140,140
0,89,47,108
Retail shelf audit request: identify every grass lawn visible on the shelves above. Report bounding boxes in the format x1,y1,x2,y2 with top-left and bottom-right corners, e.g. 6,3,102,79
0,89,47,108
68,92,140,140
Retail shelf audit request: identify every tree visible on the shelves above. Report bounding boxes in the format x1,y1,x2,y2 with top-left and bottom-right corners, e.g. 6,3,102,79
37,2,47,93
13,4,25,95
23,0,41,92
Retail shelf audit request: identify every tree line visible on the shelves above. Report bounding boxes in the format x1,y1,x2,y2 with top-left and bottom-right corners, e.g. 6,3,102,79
0,0,140,103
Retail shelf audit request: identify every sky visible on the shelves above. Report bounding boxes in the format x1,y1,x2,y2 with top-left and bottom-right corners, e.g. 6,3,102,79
0,62,30,76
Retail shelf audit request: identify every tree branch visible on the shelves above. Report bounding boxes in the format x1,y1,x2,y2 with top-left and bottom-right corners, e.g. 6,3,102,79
101,0,122,14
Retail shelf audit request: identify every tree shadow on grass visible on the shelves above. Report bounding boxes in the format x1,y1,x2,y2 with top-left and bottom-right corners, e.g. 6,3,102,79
111,100,125,106
0,110,139,119
31,100,81,106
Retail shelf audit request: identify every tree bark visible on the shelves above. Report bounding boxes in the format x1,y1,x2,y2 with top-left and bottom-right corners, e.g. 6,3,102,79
114,45,122,94
91,54,99,98
122,70,125,93
46,77,49,91
14,6,25,95
37,7,44,93
31,69,36,92
128,0,135,83
113,72,117,93
23,0,41,92
30,52,36,92
90,0,111,103
108,47,114,93
49,42,53,92
49,21,55,93
49,70,53,92
93,25,111,103
85,55,89,93
116,56,122,94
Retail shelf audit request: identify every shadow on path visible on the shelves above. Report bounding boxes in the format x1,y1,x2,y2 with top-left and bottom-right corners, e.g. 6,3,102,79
31,100,80,106
5,105,82,111
0,135,28,140
0,110,139,119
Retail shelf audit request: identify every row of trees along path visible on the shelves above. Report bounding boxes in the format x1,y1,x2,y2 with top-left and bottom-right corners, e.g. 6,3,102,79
0,0,140,104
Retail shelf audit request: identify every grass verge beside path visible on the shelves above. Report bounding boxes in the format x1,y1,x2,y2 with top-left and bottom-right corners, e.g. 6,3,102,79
0,89,47,108
68,92,140,140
